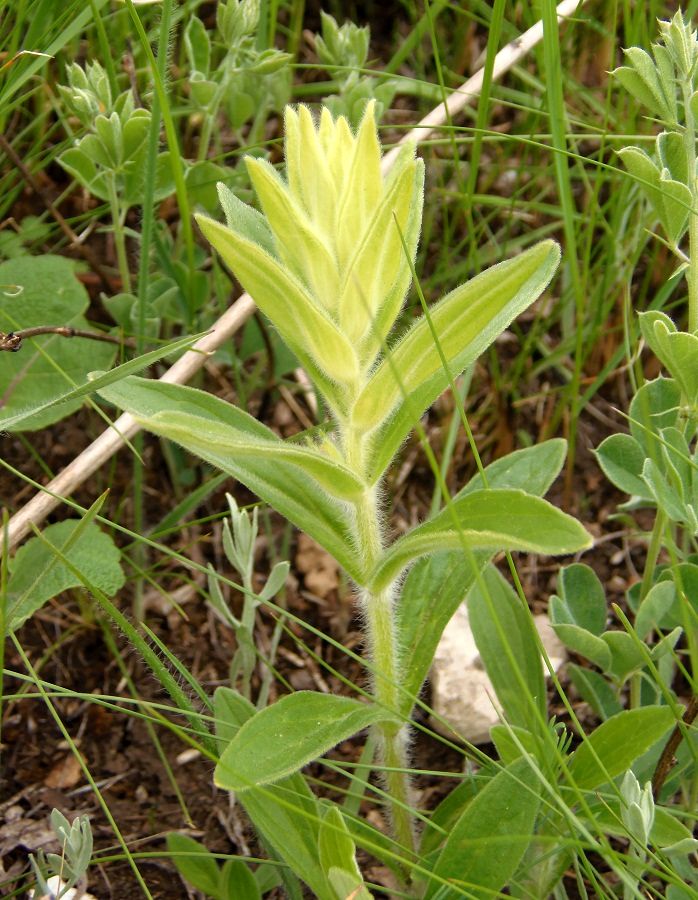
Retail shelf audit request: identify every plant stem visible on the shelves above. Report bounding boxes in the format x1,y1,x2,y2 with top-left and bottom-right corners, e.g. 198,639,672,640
347,436,416,859
682,78,698,332
639,510,666,603
107,176,131,293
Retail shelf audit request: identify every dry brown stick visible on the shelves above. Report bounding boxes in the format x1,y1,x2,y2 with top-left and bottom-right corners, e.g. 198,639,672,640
0,0,586,553
0,326,136,352
0,133,114,292
652,695,698,800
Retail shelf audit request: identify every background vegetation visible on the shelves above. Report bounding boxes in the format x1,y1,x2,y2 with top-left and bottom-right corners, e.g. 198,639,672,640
0,1,696,897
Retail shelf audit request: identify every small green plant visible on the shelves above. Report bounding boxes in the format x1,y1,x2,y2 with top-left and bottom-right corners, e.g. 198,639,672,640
314,12,396,126
207,493,290,702
541,14,698,895
57,60,175,295
96,100,594,895
593,9,698,749
184,0,291,159
29,810,93,899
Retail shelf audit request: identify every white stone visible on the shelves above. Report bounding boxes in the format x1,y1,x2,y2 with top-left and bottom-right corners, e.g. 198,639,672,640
28,876,97,900
429,604,566,745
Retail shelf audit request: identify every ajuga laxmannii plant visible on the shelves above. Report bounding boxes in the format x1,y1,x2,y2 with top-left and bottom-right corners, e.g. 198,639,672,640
99,102,591,890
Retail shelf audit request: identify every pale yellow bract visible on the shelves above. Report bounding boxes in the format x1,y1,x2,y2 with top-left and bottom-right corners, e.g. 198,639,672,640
196,102,424,389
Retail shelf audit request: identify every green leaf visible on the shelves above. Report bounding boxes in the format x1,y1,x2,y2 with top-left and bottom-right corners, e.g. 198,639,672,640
184,15,211,76
595,433,650,499
657,131,689,184
354,241,560,479
601,631,647,681
466,565,545,732
490,724,537,766
0,255,116,430
167,834,223,899
217,182,275,255
567,664,622,720
642,457,687,524
548,616,612,671
97,376,361,580
398,442,568,711
371,488,591,591
628,377,681,458
418,778,481,858
398,551,487,714
212,688,331,899
0,330,204,432
215,692,394,791
424,757,540,900
556,564,607,635
614,47,671,118
220,860,261,900
567,706,676,790
318,806,371,899
7,520,124,632
328,868,373,900
639,311,698,405
457,438,567,498
635,580,680,638
213,686,256,750
150,409,364,500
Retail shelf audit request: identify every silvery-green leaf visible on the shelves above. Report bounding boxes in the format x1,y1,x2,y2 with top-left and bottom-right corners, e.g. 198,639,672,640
595,433,649,499
549,613,613,671
657,170,692,244
657,131,689,184
184,15,211,76
614,47,672,118
628,377,680,458
556,563,607,635
601,631,647,680
640,311,698,404
642,457,687,524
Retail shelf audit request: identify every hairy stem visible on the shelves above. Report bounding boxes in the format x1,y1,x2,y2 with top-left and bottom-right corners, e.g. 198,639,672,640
346,426,416,860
